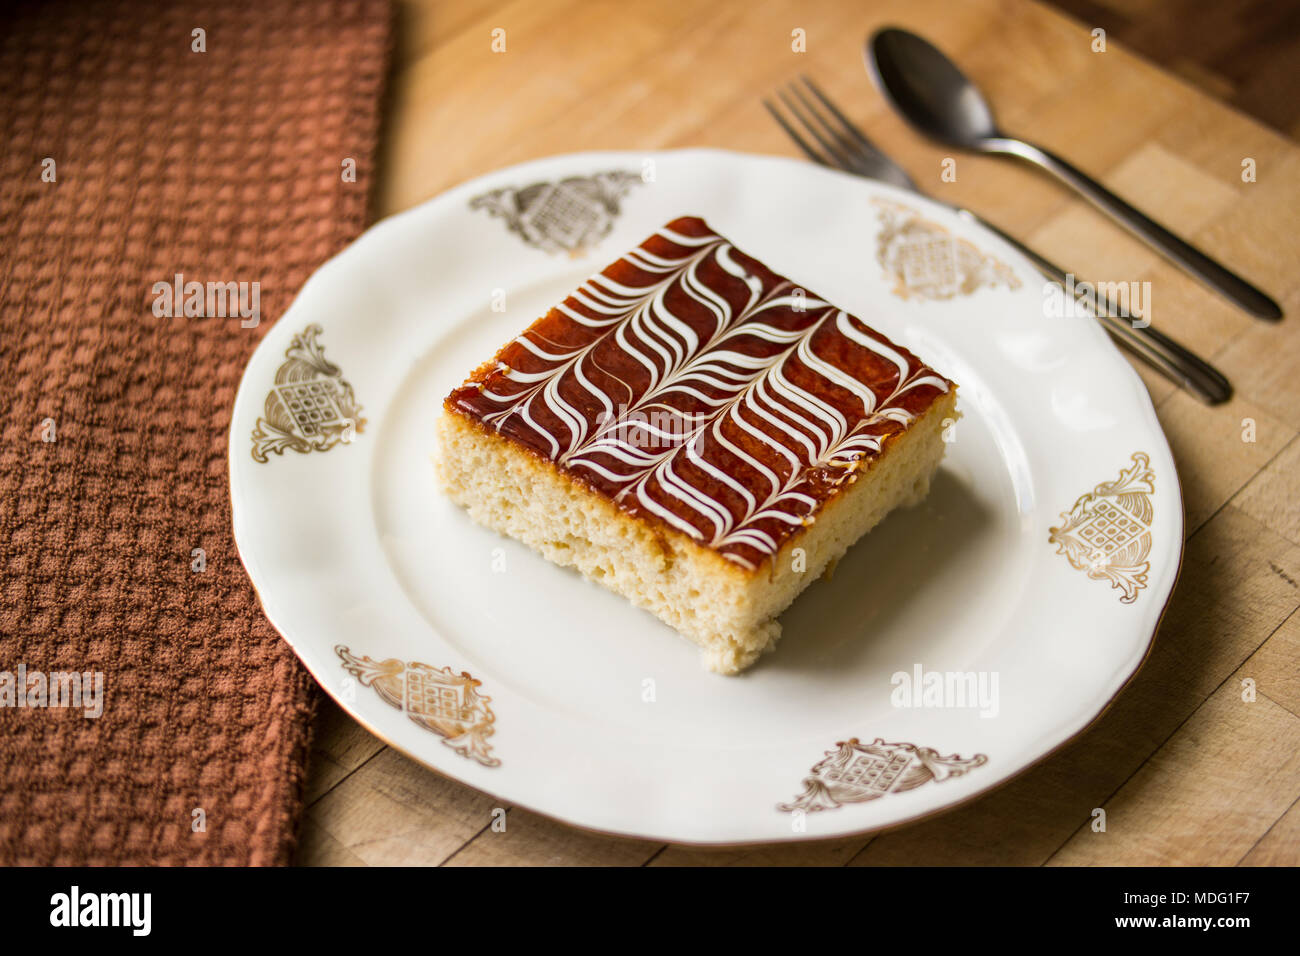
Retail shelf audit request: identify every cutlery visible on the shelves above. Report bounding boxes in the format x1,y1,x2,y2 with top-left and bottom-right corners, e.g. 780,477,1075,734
764,77,1232,404
866,27,1281,322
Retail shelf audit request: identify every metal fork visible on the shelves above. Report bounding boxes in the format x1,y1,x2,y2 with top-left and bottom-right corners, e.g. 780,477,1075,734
765,77,1231,405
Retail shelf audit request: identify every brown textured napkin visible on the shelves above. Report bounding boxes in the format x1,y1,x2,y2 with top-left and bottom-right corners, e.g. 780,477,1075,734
0,0,392,864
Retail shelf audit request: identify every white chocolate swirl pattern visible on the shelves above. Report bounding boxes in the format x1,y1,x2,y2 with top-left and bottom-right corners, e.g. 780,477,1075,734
447,217,952,570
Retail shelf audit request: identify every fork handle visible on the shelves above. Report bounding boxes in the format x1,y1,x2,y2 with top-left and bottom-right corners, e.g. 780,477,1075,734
953,208,1232,405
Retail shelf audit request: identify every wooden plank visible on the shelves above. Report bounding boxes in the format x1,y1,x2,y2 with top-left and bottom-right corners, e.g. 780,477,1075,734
1029,200,1161,289
1240,796,1300,865
848,506,1300,865
376,0,721,215
302,696,386,806
1153,94,1296,186
303,747,501,866
1132,261,1251,372
1232,436,1300,547
1194,150,1300,307
847,755,1093,866
1144,508,1300,703
1218,289,1300,426
295,816,369,866
650,837,870,867
443,808,659,866
390,0,513,72
1153,390,1296,534
1237,607,1300,718
1046,683,1300,865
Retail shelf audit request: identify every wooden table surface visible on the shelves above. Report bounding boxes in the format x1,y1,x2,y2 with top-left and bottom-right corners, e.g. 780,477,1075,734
295,0,1300,866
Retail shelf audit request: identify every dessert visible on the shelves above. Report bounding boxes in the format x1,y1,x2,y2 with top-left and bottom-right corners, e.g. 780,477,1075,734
437,216,956,674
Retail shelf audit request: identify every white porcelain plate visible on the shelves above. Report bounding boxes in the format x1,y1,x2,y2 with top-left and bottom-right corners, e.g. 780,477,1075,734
230,149,1182,844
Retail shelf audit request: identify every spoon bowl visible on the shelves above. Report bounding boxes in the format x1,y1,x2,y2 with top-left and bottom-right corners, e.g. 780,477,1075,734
865,26,1282,320
868,27,998,149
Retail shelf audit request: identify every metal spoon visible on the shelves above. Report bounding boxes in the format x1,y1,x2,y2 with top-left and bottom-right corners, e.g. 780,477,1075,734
867,27,1282,321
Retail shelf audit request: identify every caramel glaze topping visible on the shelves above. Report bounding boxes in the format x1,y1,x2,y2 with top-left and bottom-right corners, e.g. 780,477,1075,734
447,216,952,570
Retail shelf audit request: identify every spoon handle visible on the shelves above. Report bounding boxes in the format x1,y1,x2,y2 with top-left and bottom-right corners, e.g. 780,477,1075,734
954,208,1233,405
985,138,1281,321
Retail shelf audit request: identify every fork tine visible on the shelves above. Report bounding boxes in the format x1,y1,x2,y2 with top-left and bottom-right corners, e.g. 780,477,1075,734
763,99,829,167
777,88,856,171
799,75,881,156
787,83,862,163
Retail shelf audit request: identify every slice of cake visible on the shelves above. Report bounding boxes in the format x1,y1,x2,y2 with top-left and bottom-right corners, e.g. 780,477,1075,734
437,216,956,674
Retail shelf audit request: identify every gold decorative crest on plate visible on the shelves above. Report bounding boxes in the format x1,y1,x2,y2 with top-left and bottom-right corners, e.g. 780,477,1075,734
780,738,987,813
469,170,643,255
251,324,365,462
874,199,1021,300
1049,452,1155,604
336,646,500,767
